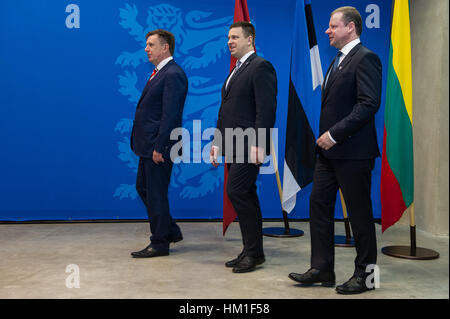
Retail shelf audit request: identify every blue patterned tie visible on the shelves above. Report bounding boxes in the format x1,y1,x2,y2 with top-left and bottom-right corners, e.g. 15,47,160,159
226,60,242,90
332,51,343,72
325,51,342,87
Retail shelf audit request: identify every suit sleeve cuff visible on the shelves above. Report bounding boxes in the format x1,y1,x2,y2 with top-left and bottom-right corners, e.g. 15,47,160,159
327,131,337,144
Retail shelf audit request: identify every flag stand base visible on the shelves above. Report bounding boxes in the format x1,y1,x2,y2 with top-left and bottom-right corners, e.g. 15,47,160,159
263,227,304,238
381,246,439,260
263,210,304,238
381,226,439,260
334,235,355,247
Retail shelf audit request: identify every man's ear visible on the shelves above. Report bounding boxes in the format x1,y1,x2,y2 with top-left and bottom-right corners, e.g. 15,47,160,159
164,42,170,53
347,21,356,34
248,36,254,46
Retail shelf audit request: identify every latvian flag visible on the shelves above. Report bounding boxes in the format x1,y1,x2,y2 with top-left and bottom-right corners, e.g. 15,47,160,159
282,0,323,213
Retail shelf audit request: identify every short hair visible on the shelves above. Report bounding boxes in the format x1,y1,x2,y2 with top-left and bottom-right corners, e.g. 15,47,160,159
331,6,363,36
229,21,255,45
146,29,175,56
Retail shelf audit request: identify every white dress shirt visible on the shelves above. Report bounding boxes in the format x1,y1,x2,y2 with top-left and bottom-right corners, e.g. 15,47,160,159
225,50,255,89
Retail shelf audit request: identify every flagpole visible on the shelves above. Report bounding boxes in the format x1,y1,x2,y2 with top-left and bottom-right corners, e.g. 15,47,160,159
409,203,416,255
263,138,304,238
334,189,355,247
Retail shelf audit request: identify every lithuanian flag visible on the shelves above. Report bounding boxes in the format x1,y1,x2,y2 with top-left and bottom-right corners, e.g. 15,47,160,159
381,0,413,232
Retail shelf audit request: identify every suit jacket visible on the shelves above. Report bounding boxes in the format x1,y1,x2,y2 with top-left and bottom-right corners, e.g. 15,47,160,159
214,53,277,159
131,60,188,159
319,43,382,160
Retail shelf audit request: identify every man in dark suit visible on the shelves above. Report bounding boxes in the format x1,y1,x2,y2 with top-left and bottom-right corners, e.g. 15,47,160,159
211,21,277,273
130,29,188,258
288,7,382,294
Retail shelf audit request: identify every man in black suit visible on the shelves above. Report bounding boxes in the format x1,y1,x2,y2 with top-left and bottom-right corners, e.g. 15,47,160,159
130,29,188,258
211,21,277,273
288,7,382,294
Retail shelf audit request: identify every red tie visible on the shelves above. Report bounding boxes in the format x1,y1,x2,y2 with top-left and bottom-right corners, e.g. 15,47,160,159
148,68,158,82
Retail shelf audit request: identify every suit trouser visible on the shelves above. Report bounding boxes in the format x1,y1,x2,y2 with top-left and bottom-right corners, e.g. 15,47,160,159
136,157,182,252
309,154,377,277
226,162,264,258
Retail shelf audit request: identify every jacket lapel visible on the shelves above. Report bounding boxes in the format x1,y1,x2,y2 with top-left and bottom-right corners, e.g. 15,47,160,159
322,58,335,91
322,43,362,103
137,60,175,107
224,53,256,97
222,67,235,97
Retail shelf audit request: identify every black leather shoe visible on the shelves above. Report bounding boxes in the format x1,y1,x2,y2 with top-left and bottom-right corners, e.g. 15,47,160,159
336,276,375,295
169,236,183,243
131,246,169,258
232,256,265,273
225,252,245,268
288,268,336,287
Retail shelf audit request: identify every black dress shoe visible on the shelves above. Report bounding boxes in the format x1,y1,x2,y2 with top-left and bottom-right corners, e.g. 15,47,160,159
288,268,336,287
169,236,183,243
336,276,374,295
225,253,245,268
131,246,169,258
232,256,265,273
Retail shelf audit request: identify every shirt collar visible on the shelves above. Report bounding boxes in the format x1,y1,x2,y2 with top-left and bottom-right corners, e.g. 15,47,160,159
238,50,255,65
156,56,173,71
340,38,360,56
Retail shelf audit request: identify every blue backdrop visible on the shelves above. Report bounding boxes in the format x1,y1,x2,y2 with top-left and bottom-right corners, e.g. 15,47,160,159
0,0,391,221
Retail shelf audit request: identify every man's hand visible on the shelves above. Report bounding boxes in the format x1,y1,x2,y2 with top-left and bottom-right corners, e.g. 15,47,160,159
210,146,219,168
250,146,265,165
152,150,164,164
317,131,336,150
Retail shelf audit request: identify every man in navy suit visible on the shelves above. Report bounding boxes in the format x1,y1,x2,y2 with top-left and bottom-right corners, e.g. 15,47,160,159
130,29,188,258
288,7,382,294
211,22,277,273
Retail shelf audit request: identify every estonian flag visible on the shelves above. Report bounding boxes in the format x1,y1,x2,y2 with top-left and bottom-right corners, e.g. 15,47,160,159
282,0,323,213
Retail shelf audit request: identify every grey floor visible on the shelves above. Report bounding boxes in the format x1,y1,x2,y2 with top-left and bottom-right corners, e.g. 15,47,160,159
0,221,448,299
